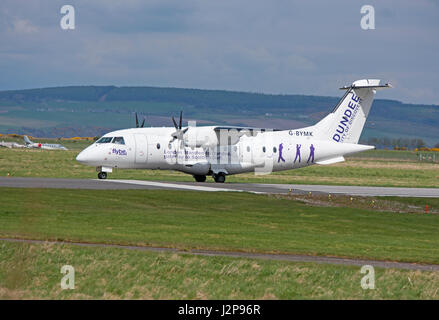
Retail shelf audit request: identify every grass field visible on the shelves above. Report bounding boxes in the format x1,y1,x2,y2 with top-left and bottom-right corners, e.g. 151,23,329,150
1,241,439,299
1,137,439,299
1,189,439,299
1,188,439,264
0,137,438,188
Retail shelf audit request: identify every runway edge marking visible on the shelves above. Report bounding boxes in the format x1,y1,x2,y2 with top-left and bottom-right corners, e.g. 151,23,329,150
97,179,265,193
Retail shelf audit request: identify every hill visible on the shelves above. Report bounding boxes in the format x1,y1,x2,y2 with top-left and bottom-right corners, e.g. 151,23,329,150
0,86,437,146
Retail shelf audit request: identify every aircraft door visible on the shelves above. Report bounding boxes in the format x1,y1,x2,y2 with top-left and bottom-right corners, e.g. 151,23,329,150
134,134,148,163
251,139,264,166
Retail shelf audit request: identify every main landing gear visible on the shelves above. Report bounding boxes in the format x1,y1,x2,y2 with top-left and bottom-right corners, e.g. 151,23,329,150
193,175,207,182
213,172,226,183
192,173,226,183
98,172,107,179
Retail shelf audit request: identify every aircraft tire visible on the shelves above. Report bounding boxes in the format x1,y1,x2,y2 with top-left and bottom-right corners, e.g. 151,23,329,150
213,173,226,183
98,172,107,179
193,175,207,182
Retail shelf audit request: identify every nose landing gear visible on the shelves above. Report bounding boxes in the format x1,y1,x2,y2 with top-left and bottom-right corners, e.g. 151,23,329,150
96,166,112,180
98,172,107,179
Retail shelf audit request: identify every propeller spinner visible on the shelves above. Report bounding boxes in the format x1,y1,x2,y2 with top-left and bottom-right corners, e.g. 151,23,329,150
170,111,188,142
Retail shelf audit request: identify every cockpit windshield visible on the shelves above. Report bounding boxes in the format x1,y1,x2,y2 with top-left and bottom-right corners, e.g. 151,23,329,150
113,137,125,145
96,137,113,144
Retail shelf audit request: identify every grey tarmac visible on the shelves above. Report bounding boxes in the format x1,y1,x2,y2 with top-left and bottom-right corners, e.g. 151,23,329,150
0,177,438,197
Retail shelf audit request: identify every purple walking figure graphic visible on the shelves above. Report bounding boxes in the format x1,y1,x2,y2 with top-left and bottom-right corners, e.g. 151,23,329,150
278,143,285,163
307,144,315,163
294,144,301,163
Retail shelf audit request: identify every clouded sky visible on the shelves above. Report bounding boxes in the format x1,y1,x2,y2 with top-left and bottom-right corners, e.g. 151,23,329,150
0,0,438,104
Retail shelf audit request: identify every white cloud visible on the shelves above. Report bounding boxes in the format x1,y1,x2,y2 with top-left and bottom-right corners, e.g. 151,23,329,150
10,19,38,34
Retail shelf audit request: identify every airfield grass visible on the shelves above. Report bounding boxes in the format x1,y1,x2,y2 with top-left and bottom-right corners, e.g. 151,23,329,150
0,142,438,188
1,188,439,264
1,241,439,300
2,139,438,300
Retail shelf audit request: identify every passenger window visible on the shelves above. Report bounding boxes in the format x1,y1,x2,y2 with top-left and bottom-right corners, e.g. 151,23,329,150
96,137,113,144
113,137,125,145
273,147,277,153
262,146,266,153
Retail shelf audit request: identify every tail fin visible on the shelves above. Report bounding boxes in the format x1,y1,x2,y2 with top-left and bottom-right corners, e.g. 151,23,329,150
313,79,391,144
23,136,32,145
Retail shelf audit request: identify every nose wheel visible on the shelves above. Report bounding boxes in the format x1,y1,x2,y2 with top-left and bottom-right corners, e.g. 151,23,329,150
213,172,226,183
98,172,107,179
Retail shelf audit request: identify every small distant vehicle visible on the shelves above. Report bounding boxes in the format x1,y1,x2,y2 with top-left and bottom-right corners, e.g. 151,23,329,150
24,136,68,150
76,79,391,182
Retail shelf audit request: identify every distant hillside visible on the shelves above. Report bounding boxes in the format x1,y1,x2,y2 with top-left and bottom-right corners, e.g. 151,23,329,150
0,86,438,146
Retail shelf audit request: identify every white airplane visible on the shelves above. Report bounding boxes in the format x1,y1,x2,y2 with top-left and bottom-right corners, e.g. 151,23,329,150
76,79,391,182
24,136,68,150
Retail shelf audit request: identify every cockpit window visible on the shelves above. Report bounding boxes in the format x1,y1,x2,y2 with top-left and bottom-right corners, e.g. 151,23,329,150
96,137,113,144
113,137,125,145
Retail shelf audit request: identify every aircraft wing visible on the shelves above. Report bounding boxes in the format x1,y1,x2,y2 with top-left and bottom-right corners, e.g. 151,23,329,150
213,126,281,133
315,156,345,165
213,126,281,145
178,125,282,148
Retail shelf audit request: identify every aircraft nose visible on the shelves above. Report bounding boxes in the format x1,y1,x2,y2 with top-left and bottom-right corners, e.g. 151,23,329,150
76,150,88,163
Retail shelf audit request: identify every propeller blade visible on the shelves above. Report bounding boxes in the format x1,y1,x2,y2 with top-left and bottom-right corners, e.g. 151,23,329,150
172,117,178,130
135,112,139,128
141,118,145,128
179,111,182,130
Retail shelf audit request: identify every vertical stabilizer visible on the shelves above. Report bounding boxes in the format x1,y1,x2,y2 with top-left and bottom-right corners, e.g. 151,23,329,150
312,79,391,144
23,136,33,145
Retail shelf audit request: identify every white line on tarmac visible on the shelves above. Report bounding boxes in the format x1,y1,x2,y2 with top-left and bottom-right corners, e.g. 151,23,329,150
251,183,439,198
99,179,247,192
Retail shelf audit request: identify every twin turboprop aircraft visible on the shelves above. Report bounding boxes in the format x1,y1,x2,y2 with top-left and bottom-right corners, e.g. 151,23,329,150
76,79,391,182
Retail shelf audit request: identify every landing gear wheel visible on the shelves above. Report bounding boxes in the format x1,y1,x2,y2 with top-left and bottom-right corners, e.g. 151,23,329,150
193,175,207,182
213,173,226,183
98,172,107,179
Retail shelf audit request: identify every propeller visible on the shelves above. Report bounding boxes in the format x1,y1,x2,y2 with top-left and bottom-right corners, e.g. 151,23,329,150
135,112,146,128
170,110,188,143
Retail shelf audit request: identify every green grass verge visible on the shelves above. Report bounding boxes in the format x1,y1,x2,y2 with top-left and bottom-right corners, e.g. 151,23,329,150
348,149,439,161
1,188,439,264
1,241,438,299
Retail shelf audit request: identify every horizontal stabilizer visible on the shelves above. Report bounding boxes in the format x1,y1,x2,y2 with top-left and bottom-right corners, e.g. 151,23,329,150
339,79,392,90
316,156,345,165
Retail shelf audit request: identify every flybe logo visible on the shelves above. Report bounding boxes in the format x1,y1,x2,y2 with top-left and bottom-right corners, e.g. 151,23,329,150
332,93,360,142
112,148,127,156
